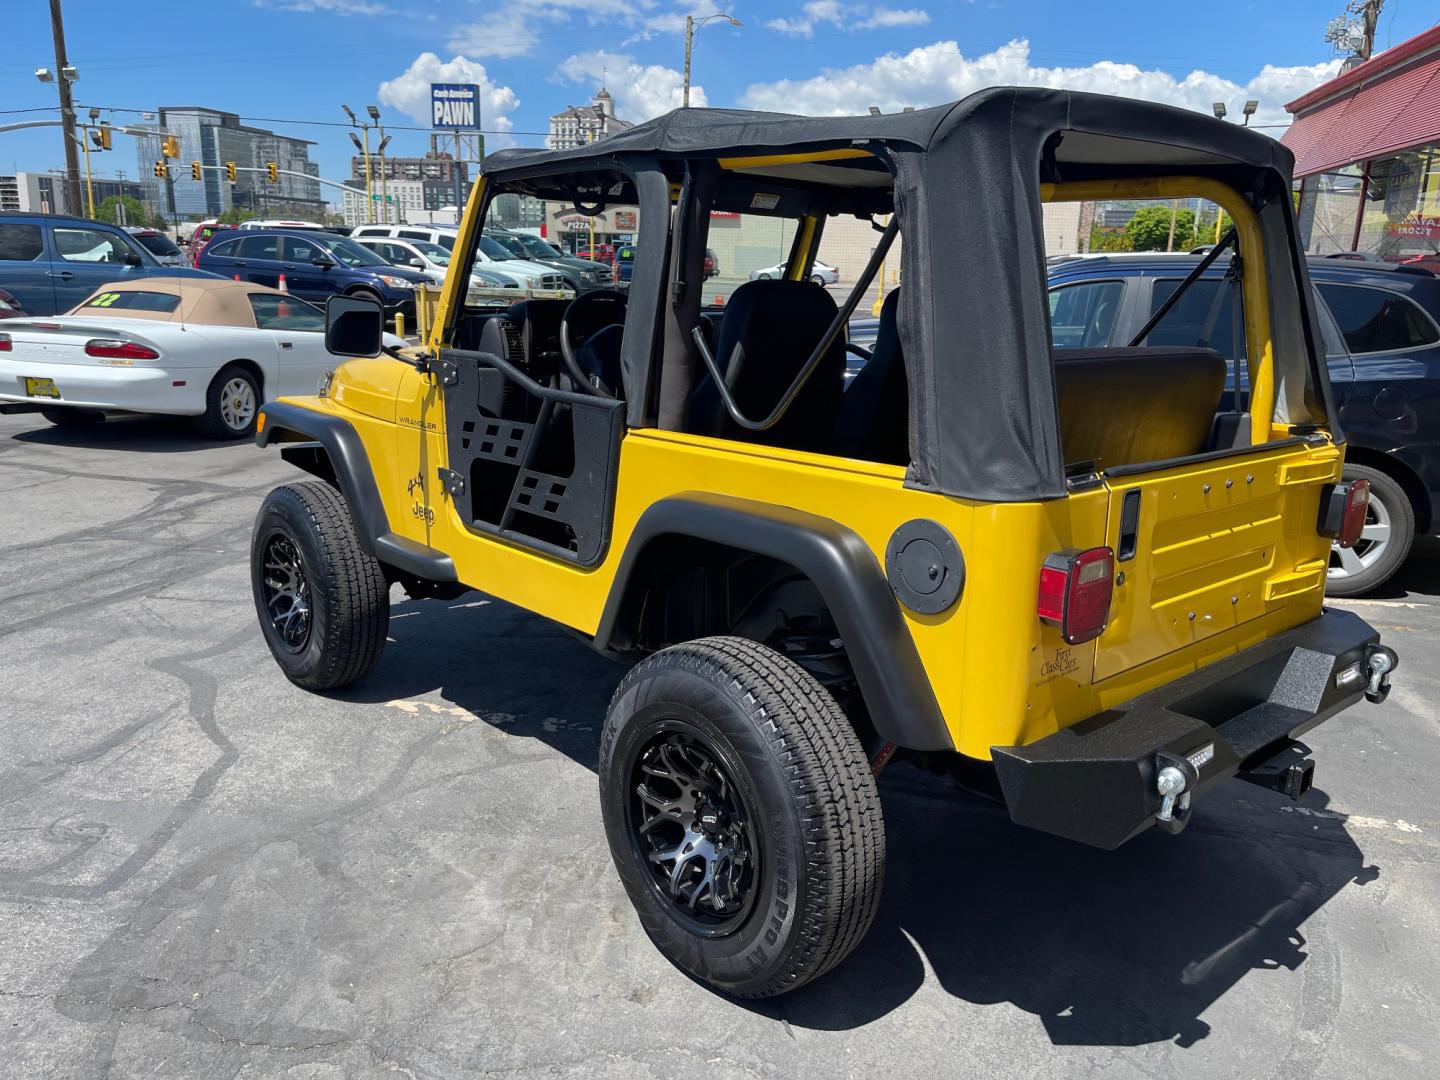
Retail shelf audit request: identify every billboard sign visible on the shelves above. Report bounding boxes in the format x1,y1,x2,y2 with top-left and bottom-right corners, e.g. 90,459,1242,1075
432,84,480,129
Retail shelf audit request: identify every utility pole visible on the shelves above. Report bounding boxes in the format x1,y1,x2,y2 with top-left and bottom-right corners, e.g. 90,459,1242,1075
47,0,82,214
682,13,742,108
1355,0,1383,62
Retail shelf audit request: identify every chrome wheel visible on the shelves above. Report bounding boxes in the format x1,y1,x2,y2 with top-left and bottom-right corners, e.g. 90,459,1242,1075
260,533,311,651
219,376,256,432
1328,488,1392,583
627,726,758,937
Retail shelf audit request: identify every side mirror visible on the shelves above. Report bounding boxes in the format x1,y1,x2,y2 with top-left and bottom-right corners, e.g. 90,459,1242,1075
122,252,143,267
312,256,336,268
325,293,383,358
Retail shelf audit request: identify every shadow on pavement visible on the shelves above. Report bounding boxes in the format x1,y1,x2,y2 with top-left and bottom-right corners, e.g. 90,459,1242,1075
8,413,225,453
342,593,1377,1048
1365,534,1440,599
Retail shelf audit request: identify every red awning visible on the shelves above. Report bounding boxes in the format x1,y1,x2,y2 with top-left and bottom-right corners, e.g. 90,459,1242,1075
1284,32,1440,177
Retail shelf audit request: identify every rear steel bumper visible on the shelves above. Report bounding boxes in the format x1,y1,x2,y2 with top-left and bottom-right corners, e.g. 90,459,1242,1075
992,608,1396,849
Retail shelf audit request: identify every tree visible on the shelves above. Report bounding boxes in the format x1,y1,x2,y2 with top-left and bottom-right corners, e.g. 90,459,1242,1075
94,195,150,228
216,207,253,226
1123,204,1197,252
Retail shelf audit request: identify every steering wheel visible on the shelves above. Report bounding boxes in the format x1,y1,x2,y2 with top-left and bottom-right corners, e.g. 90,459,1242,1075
560,289,628,397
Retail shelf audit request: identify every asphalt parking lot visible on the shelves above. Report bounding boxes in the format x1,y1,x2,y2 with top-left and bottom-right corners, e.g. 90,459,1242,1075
1,409,1437,1079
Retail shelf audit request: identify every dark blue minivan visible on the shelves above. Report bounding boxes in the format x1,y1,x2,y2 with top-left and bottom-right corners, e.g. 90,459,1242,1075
0,213,218,316
1046,253,1440,596
197,229,430,320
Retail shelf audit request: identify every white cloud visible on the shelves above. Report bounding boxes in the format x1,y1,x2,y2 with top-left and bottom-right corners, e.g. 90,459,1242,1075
860,8,930,29
377,54,520,147
255,0,392,14
766,2,928,37
741,38,1340,129
446,11,542,60
557,50,705,121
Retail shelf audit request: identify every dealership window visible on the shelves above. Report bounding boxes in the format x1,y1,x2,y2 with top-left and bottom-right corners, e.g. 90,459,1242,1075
1298,146,1440,265
1317,283,1440,355
1297,166,1366,255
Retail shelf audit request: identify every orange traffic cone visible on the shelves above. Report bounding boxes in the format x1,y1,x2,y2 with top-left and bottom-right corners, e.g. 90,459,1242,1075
278,273,289,294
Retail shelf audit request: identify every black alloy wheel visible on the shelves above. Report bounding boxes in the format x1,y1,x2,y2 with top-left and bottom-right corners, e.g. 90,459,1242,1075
258,532,311,652
627,724,760,937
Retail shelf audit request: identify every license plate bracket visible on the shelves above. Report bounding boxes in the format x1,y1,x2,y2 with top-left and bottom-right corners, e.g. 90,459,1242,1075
22,377,60,399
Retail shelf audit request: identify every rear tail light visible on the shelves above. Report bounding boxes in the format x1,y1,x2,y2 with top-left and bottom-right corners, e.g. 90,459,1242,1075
85,339,160,360
1038,546,1115,645
1317,479,1370,548
0,333,10,352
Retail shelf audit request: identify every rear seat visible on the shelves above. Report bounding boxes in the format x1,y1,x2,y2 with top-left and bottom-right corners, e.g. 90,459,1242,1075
1053,347,1227,470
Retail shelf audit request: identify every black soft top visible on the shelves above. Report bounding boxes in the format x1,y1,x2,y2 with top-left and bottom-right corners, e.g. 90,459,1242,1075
483,88,1326,502
484,88,1293,181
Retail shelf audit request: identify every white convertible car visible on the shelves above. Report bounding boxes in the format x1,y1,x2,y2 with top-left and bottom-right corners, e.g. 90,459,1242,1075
0,277,402,439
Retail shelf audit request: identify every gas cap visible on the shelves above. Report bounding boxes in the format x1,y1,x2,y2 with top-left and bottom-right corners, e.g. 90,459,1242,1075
885,519,964,614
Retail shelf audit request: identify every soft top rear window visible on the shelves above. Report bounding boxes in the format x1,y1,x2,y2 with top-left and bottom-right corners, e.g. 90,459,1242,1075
81,290,181,313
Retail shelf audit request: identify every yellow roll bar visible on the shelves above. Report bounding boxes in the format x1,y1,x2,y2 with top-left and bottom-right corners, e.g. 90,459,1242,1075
1042,177,1276,447
430,176,489,350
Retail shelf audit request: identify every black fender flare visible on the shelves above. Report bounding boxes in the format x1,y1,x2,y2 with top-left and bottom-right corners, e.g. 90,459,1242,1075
594,493,953,752
256,401,456,582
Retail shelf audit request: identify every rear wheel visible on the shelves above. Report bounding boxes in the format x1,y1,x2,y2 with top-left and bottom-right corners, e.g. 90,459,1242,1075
810,274,826,286
251,481,389,689
599,636,884,998
40,408,103,429
1326,463,1416,597
197,363,259,440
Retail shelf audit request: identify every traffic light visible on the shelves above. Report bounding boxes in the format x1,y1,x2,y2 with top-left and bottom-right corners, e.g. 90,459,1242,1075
225,161,237,183
162,135,179,159
89,125,111,151
191,161,202,181
153,161,169,179
266,161,278,184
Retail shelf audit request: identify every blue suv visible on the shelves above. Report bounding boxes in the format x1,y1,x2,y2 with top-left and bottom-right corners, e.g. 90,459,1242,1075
0,213,218,316
197,229,430,320
1046,252,1440,596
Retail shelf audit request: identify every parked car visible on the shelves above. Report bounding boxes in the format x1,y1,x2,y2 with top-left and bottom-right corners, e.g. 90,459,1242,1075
575,243,614,262
188,222,237,264
485,228,610,288
1045,252,1440,595
197,229,431,321
748,259,839,285
704,247,719,279
0,278,400,438
238,219,326,232
0,286,26,318
355,236,518,291
350,225,570,291
125,227,185,267
0,213,218,317
612,243,636,283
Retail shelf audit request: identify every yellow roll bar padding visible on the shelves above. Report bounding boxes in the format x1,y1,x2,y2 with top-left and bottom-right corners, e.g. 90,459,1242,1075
787,214,820,281
717,148,873,170
430,176,489,350
1042,177,1275,447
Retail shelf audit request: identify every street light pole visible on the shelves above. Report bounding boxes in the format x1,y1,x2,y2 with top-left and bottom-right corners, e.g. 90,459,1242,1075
46,0,83,214
682,13,742,108
367,105,388,224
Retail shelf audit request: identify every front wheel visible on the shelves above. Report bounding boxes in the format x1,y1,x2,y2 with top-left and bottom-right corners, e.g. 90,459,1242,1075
1326,463,1416,597
197,363,260,440
251,481,390,689
599,636,884,998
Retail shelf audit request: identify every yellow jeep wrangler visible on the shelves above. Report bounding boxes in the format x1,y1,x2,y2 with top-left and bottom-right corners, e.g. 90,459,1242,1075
250,88,1398,998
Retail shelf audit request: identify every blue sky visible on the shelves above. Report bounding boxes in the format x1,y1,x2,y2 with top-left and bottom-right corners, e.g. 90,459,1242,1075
4,0,1435,199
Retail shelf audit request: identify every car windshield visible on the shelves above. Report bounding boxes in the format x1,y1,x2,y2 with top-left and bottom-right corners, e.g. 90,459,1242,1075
132,232,181,257
477,235,515,260
326,237,390,268
512,233,563,259
412,241,451,265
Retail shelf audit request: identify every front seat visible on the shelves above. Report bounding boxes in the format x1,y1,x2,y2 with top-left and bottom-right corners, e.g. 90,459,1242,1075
833,288,908,465
689,280,847,453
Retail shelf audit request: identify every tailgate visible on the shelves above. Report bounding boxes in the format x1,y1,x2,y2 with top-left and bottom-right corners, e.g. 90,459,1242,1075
0,321,160,366
1093,438,1342,682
